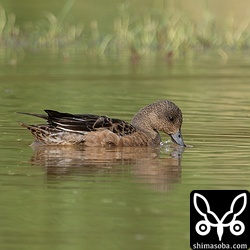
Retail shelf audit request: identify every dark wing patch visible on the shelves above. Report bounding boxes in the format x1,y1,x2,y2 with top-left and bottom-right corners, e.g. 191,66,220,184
44,110,136,136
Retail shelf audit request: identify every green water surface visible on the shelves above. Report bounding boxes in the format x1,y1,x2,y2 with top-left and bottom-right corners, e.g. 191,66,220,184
0,52,250,250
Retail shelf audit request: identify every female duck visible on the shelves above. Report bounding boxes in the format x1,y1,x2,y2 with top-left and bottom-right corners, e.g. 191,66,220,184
18,100,186,147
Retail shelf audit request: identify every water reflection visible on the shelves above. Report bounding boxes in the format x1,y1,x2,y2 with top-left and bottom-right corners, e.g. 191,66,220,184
30,144,185,192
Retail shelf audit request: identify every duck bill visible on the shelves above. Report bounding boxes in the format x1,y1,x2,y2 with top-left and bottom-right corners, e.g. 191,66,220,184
170,130,186,147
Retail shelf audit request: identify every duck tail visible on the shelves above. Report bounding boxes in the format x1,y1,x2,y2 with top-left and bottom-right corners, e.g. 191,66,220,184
17,112,48,120
18,121,33,129
18,121,27,128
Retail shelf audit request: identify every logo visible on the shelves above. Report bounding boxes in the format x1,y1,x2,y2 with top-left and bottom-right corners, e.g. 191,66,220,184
190,190,250,250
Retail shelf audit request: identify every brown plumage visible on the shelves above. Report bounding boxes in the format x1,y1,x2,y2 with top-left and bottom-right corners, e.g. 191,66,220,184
18,100,186,147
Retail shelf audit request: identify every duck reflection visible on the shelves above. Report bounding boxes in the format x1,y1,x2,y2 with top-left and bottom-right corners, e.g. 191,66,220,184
30,143,185,192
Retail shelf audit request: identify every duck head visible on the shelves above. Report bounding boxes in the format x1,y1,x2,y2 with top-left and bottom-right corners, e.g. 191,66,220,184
131,100,186,147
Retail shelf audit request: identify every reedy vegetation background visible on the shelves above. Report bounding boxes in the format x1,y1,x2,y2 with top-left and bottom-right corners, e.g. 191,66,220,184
1,0,250,61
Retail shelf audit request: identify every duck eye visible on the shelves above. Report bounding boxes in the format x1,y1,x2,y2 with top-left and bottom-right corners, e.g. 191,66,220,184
168,116,174,122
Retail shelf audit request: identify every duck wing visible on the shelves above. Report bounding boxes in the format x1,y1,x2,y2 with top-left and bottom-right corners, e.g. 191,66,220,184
19,110,136,136
45,110,136,136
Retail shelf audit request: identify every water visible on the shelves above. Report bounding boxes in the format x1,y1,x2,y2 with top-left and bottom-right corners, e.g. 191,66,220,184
0,52,250,250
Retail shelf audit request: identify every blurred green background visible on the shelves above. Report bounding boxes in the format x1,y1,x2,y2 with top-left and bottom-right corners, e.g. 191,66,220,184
1,2,250,250
1,0,250,58
2,0,250,31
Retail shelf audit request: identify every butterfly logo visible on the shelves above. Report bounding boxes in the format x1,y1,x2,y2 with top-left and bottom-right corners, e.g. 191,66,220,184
193,193,247,241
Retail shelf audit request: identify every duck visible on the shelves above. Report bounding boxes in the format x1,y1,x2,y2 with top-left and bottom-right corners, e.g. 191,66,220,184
18,100,186,147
